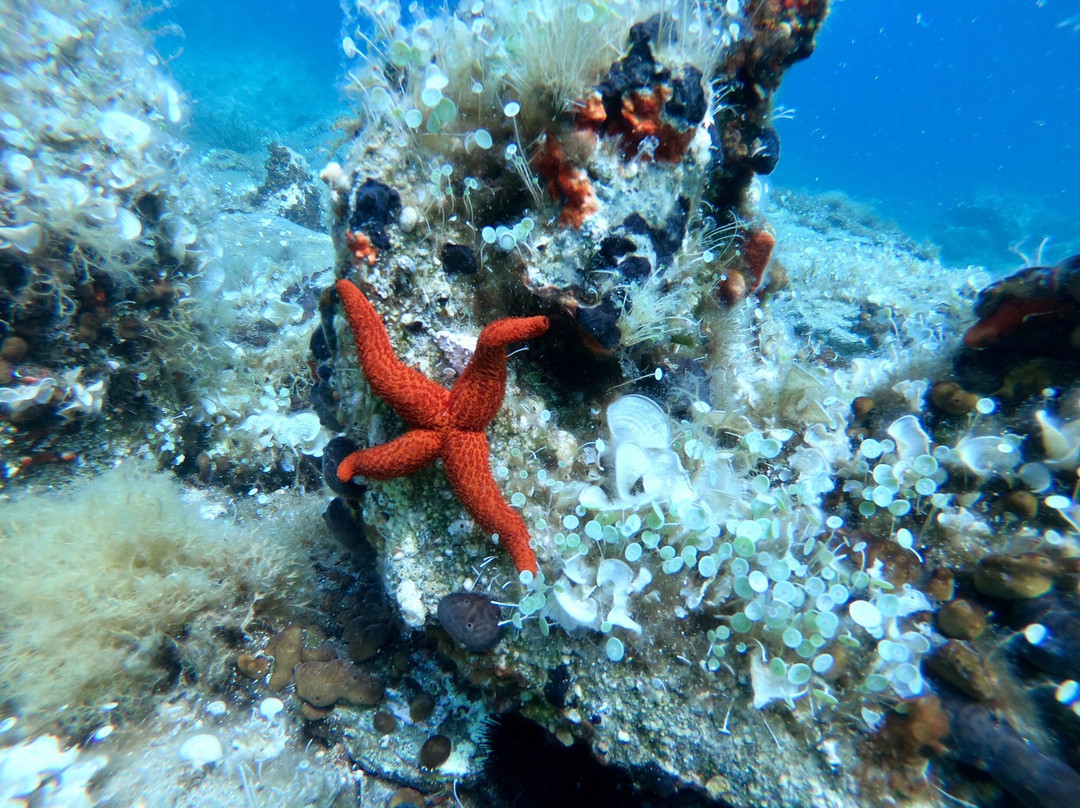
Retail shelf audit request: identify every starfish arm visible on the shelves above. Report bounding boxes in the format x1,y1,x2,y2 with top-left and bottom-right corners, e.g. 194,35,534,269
449,316,549,431
442,430,538,574
337,428,444,481
336,279,450,428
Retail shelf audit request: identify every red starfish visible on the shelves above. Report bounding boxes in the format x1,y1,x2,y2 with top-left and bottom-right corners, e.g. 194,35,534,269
334,278,549,574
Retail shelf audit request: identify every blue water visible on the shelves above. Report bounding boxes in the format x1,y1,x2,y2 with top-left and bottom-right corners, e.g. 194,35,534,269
156,0,1080,270
154,0,343,159
774,0,1080,269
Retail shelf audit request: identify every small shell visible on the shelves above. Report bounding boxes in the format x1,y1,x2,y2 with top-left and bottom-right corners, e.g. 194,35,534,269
116,209,141,240
179,734,223,769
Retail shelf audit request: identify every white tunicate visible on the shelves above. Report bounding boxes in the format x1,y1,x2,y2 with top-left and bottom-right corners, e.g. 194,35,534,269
849,600,882,629
597,558,633,589
342,35,359,58
613,441,652,502
552,578,599,627
606,636,625,662
503,100,521,117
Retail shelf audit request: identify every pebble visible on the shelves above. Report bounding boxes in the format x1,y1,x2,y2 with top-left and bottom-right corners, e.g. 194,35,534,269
937,598,987,640
927,641,996,700
419,734,452,769
205,700,227,716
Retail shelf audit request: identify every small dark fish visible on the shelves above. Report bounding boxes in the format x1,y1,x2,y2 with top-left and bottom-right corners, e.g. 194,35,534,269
437,591,503,652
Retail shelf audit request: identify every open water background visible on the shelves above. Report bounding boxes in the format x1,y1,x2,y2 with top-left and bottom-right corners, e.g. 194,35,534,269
156,0,1080,271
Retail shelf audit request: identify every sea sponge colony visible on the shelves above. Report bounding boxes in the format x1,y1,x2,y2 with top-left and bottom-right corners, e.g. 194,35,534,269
0,0,216,456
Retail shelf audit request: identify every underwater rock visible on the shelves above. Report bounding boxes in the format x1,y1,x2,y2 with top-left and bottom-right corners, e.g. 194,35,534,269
974,552,1057,600
1012,595,1080,681
943,693,1080,808
964,254,1080,350
294,658,384,708
926,641,996,701
436,591,503,652
252,143,323,231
